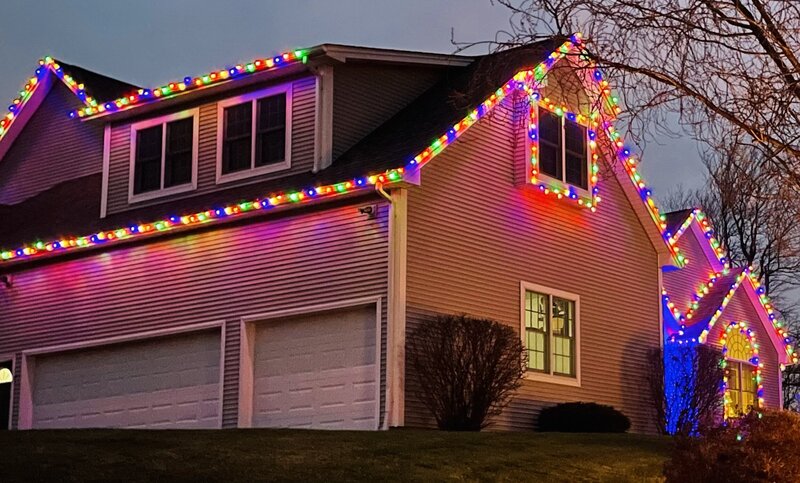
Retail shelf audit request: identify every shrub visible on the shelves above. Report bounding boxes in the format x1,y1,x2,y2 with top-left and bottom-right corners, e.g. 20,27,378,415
408,314,526,431
646,344,724,435
664,410,800,483
537,402,631,433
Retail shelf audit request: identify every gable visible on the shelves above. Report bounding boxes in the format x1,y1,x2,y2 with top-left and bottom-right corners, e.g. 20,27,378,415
662,224,719,313
0,81,104,205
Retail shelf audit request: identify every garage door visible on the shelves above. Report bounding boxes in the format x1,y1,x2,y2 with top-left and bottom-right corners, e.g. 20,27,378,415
31,330,221,429
252,305,378,430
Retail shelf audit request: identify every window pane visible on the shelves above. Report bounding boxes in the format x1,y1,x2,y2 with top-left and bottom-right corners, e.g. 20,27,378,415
164,118,193,188
564,120,587,189
552,297,575,376
256,94,287,166
223,102,252,174
538,111,561,179
525,290,548,372
726,331,750,361
134,125,163,194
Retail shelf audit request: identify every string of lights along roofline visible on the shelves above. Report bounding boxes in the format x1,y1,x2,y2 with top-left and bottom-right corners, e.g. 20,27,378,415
1,35,680,268
71,50,308,118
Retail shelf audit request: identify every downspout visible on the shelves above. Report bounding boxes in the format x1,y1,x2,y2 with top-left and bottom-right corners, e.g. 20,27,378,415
375,182,392,203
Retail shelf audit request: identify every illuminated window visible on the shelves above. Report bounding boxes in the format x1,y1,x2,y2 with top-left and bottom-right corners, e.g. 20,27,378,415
537,108,588,190
725,330,758,418
521,283,579,382
217,84,291,183
129,109,198,202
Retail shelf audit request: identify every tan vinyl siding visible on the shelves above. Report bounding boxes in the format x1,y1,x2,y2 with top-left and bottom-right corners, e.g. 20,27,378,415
404,96,661,432
706,288,781,409
332,64,441,160
105,76,317,215
0,82,104,205
662,226,716,313
3,199,389,429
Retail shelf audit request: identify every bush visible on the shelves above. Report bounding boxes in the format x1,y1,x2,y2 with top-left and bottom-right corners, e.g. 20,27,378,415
665,410,800,483
537,402,631,433
408,314,526,431
646,344,724,435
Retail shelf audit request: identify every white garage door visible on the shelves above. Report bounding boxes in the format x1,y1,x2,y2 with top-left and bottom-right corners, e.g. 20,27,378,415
252,305,378,430
31,330,221,429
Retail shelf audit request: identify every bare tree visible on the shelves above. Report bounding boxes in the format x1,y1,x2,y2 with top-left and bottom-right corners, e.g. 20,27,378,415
408,314,527,431
647,345,724,435
472,0,800,195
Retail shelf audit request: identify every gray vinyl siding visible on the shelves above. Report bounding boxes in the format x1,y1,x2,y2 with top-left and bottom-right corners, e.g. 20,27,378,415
0,80,104,205
332,64,441,160
105,76,317,215
3,198,389,429
404,94,661,432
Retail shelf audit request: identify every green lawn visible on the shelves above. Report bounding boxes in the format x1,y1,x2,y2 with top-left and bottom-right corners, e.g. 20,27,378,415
1,429,670,482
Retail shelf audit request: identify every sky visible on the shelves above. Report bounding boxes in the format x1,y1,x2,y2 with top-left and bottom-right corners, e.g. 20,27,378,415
0,0,704,201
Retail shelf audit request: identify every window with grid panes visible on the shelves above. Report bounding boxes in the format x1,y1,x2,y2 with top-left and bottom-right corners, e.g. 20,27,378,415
523,289,576,377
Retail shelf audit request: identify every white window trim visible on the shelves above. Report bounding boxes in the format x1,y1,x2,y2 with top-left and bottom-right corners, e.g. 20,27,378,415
128,108,200,204
519,281,581,388
528,103,592,200
215,83,293,184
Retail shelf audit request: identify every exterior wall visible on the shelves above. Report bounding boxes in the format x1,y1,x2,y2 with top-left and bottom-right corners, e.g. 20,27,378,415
662,225,717,313
404,97,661,432
0,81,104,205
332,64,441,160
0,198,389,429
105,76,317,215
705,288,782,409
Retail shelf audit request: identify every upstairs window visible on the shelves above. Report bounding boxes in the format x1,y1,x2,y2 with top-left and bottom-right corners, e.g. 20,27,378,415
130,110,198,202
537,109,588,190
217,84,291,183
521,282,580,385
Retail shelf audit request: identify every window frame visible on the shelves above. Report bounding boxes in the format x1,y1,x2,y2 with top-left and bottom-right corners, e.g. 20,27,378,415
215,83,292,184
128,108,199,204
527,103,592,200
519,281,581,387
724,331,759,418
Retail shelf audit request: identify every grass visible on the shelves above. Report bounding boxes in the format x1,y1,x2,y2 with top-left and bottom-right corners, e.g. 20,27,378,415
1,429,671,482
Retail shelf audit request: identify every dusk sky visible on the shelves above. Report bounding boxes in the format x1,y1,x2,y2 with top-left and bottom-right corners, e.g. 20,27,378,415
0,0,703,200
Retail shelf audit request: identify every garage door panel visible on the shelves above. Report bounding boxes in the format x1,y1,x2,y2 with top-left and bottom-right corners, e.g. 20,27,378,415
31,330,221,429
252,305,378,430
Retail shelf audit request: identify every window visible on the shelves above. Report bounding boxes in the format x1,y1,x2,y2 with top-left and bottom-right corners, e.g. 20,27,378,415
521,282,579,385
129,110,198,202
217,85,291,183
725,330,759,418
537,109,588,190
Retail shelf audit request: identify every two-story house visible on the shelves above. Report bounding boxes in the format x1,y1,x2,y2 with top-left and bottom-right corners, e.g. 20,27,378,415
0,35,792,432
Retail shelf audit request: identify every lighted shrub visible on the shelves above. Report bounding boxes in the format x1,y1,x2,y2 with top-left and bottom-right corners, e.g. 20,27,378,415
664,410,800,482
408,314,526,431
537,402,631,433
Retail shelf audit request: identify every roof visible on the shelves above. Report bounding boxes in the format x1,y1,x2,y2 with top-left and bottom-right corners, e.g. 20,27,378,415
331,38,563,178
680,268,746,340
54,60,140,102
0,39,562,253
663,209,694,237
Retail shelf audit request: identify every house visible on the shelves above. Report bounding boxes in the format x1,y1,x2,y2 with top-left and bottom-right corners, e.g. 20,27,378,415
0,35,792,432
661,208,796,423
